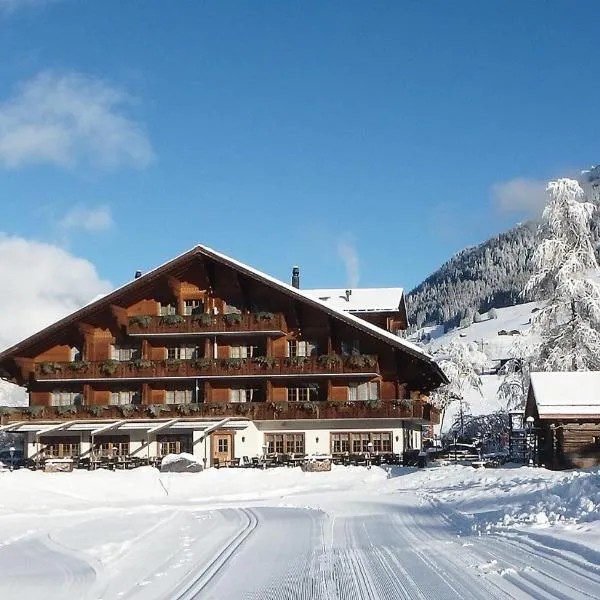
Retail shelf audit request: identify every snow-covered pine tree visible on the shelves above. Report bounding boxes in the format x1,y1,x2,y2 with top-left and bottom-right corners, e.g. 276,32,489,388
524,178,600,371
429,340,489,431
497,336,534,410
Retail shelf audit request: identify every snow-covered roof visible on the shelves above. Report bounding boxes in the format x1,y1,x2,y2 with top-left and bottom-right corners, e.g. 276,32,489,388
529,372,600,418
302,288,403,313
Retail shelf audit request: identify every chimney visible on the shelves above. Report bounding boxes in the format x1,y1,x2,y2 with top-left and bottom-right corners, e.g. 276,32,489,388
291,266,300,289
134,270,142,279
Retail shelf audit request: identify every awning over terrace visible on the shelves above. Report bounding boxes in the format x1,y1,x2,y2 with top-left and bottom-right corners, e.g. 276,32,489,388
3,418,251,435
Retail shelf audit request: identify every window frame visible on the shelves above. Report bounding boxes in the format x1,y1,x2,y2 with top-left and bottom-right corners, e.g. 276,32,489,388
330,431,392,455
264,433,304,455
50,390,83,407
287,384,319,402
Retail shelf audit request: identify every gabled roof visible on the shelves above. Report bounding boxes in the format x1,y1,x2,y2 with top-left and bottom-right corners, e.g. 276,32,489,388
0,244,446,384
528,372,600,418
303,288,403,313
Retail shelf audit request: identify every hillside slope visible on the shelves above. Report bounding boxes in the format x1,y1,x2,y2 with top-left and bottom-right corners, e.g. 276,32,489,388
406,222,538,330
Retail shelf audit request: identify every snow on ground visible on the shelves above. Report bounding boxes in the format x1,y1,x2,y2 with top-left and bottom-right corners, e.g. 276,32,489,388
1,463,600,599
420,301,540,359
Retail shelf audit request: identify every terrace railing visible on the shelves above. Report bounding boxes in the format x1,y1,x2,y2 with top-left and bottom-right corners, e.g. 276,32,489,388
127,312,287,335
34,354,380,381
1,399,438,424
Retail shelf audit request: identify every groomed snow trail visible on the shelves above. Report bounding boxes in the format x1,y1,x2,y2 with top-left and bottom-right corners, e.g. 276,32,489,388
187,494,600,600
2,475,600,600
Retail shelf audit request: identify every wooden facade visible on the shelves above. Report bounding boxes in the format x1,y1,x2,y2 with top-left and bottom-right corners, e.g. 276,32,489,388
525,372,600,470
0,245,446,464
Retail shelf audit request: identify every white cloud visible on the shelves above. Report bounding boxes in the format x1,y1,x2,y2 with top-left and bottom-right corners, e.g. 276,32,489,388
0,235,112,405
0,71,154,169
0,235,112,350
59,205,114,232
337,235,360,288
492,178,548,216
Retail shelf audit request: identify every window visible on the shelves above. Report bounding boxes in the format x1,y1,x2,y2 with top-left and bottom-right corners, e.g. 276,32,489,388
352,433,370,453
217,438,229,453
166,389,194,404
111,345,140,361
341,339,360,356
331,433,350,454
265,433,304,455
44,438,80,458
183,299,204,316
372,432,392,453
110,390,141,405
333,432,393,454
159,303,176,316
287,384,319,402
230,345,257,358
157,435,193,456
94,437,129,458
287,340,318,357
50,391,83,406
347,381,379,401
167,345,197,360
229,387,255,403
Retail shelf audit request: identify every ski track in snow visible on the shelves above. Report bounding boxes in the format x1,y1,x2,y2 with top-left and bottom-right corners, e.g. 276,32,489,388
2,492,600,599
184,495,600,600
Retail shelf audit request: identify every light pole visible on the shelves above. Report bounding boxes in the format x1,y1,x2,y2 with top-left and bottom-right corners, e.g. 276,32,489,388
526,416,535,466
9,446,15,472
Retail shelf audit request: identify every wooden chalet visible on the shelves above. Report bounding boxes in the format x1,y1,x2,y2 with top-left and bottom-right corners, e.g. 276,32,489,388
526,372,600,469
0,245,446,468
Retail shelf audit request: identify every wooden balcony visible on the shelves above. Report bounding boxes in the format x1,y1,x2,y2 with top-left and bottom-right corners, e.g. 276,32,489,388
33,354,380,381
0,400,438,424
127,312,286,336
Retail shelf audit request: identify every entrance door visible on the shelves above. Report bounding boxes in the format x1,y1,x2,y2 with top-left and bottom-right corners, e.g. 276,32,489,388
211,432,233,466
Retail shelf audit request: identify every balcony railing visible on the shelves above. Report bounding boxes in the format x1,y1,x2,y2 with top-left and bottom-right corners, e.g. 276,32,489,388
0,400,438,424
34,354,380,381
127,312,286,335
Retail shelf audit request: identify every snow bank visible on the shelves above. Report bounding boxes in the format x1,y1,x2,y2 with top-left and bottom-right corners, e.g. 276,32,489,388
0,464,388,514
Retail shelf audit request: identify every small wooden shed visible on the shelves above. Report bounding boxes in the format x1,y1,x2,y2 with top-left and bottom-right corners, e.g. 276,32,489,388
525,372,600,469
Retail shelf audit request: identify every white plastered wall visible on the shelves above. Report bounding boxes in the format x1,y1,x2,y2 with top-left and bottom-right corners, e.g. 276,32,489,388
232,422,261,459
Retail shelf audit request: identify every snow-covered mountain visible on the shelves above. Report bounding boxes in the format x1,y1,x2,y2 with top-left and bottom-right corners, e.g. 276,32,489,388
406,222,538,330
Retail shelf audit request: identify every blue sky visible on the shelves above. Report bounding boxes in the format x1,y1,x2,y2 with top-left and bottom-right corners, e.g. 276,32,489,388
1,0,599,295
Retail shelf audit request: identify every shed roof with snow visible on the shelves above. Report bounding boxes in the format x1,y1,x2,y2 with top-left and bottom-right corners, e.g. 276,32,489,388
526,372,600,419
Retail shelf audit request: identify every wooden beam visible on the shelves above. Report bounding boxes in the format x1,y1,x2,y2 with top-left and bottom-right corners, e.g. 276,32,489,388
36,420,77,437
91,419,128,436
0,421,25,433
198,417,231,442
148,418,180,435
110,305,128,328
